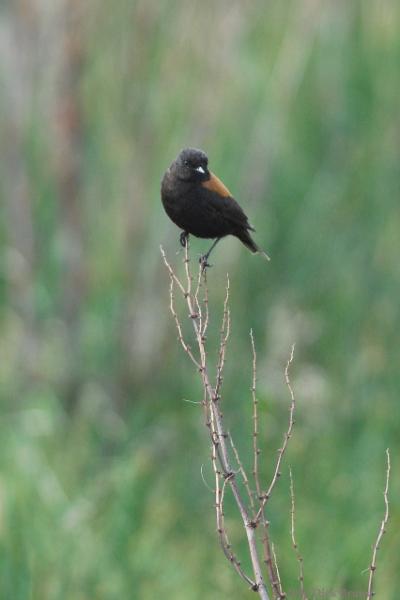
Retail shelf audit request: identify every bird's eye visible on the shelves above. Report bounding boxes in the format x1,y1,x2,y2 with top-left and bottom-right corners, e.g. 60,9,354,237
183,160,189,166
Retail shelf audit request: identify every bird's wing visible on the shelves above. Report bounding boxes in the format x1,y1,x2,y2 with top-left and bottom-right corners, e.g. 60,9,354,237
199,184,255,232
202,171,232,198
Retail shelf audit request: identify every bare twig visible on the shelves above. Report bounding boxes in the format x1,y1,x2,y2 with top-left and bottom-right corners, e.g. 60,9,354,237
366,448,391,599
216,471,255,587
289,468,307,599
161,244,391,599
161,244,270,599
251,331,285,599
228,431,256,515
200,464,215,493
251,329,262,503
161,246,198,364
256,344,296,522
201,268,210,338
271,544,283,598
183,398,202,405
215,275,230,401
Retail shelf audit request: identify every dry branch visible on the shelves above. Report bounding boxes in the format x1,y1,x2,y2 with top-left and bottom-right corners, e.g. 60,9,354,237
289,468,307,599
366,448,391,599
161,243,271,599
251,330,285,599
160,243,391,599
255,344,296,523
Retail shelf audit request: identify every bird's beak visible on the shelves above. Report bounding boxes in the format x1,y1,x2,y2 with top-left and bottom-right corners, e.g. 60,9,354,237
195,166,205,174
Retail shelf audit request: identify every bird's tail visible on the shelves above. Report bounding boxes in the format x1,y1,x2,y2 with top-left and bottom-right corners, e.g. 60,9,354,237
236,230,271,261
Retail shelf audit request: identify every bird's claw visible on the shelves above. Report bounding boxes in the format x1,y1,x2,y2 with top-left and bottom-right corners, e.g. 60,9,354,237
199,255,212,270
180,231,189,248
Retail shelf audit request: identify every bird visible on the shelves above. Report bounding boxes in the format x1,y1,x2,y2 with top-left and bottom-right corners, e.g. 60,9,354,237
161,147,270,267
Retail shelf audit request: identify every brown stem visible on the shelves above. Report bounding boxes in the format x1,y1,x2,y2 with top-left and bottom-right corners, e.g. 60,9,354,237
366,448,391,599
161,244,271,599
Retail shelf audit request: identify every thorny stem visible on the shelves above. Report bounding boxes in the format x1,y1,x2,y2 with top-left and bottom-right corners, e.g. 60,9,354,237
366,448,391,599
289,468,307,599
215,276,230,401
255,344,296,524
160,243,390,600
251,330,285,599
212,417,252,586
161,243,270,599
229,432,256,516
271,544,283,597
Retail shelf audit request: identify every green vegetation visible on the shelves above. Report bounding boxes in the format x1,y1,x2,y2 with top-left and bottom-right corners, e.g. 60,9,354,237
0,1,399,598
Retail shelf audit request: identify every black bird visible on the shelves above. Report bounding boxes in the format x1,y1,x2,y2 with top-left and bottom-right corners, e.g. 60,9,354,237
161,147,269,266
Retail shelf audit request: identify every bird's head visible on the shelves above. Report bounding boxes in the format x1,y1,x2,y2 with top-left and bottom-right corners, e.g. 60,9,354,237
173,147,210,182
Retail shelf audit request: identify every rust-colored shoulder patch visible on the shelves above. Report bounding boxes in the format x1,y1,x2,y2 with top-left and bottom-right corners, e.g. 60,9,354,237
202,171,232,198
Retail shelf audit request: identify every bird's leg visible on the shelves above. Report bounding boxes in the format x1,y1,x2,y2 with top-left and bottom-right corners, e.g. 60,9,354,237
180,231,189,248
200,238,221,269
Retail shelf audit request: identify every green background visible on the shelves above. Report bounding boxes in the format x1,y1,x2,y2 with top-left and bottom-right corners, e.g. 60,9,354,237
0,1,399,598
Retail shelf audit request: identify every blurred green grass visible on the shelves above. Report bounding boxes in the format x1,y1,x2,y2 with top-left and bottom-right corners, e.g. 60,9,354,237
0,1,399,598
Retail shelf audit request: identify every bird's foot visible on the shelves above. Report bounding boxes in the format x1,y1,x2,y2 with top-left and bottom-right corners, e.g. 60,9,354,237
199,255,212,270
180,231,189,248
